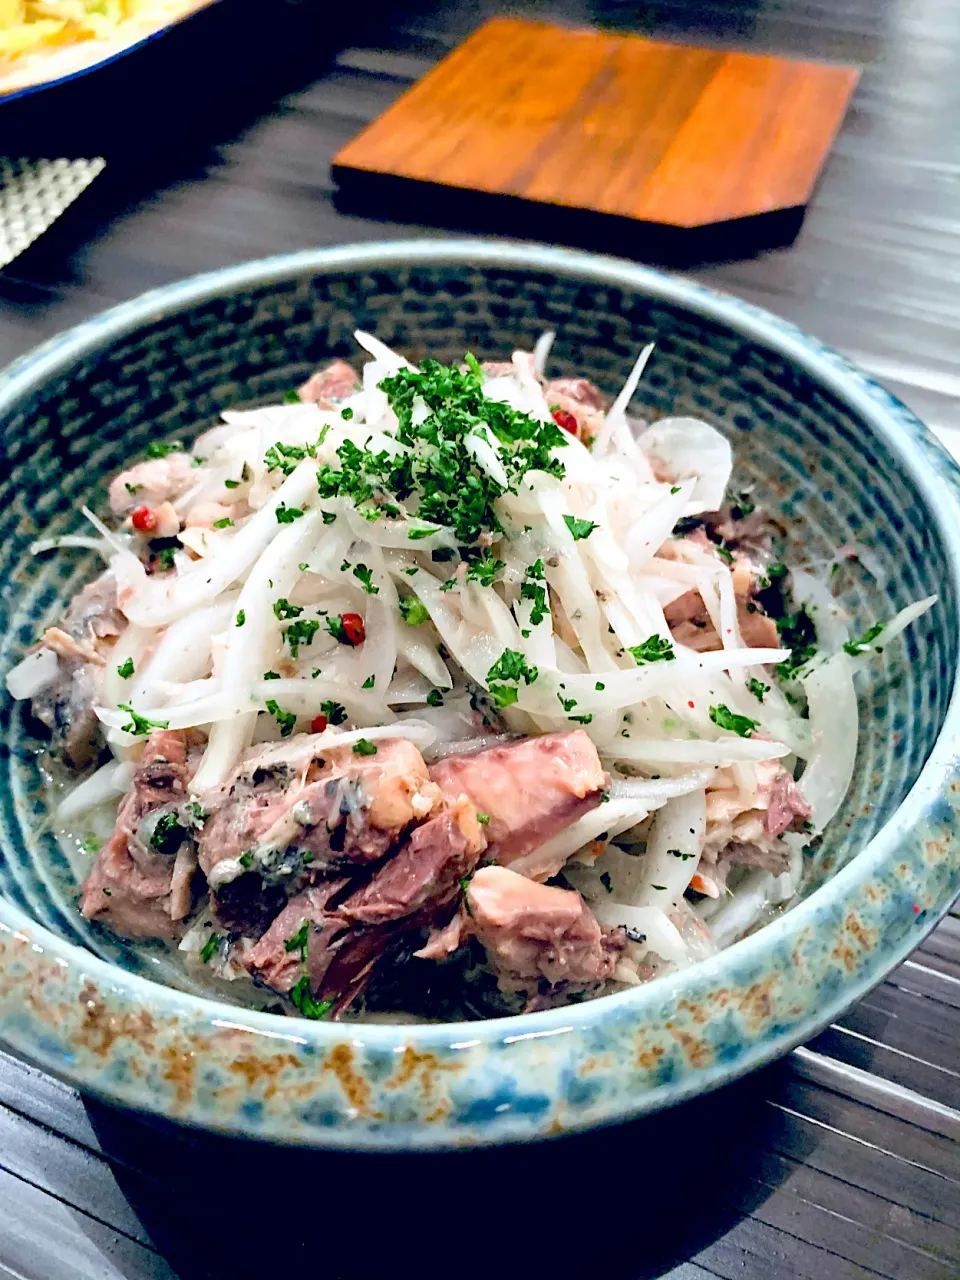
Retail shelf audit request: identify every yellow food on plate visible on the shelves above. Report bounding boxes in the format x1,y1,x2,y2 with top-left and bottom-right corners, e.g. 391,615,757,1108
0,0,210,89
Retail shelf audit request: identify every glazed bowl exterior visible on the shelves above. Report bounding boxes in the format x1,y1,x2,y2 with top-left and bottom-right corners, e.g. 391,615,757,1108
0,239,958,1150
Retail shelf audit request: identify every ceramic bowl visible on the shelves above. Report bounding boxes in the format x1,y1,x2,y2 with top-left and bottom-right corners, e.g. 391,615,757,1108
1,240,958,1150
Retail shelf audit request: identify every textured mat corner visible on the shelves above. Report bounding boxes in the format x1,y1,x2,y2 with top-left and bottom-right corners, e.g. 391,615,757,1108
0,157,105,271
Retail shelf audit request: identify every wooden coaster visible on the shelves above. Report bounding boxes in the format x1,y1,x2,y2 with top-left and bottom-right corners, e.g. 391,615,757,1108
333,17,859,231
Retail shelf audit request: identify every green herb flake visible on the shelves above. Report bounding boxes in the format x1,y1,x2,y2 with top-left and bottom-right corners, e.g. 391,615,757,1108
599,871,614,893
464,550,505,588
283,389,301,404
352,563,379,595
399,595,430,627
289,976,334,1019
361,675,375,689
144,440,184,459
265,699,297,737
520,558,550,626
709,703,759,738
239,851,254,869
843,621,885,656
200,933,221,964
273,597,303,620
476,812,490,825
213,517,234,529
125,482,143,495
80,835,101,854
117,657,135,680
628,635,676,665
426,689,444,707
487,648,538,687
284,922,310,960
321,510,337,525
235,610,246,627
562,513,599,541
275,502,303,524
489,684,519,708
118,704,169,736
151,812,187,853
319,700,348,725
747,677,770,703
284,618,320,657
340,406,354,420
224,478,240,489
352,738,378,756
263,671,281,680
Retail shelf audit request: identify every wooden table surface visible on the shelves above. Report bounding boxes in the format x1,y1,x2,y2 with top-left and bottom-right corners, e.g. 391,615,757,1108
1,2,959,1277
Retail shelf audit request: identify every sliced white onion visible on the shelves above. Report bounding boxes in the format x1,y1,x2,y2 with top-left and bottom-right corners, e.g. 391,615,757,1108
5,648,58,700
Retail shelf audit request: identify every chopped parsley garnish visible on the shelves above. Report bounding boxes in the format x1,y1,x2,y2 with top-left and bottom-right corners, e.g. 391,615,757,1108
399,595,429,626
464,549,504,587
776,607,817,678
843,621,885,656
144,440,183,459
263,670,280,680
670,485,681,494
235,610,246,627
352,739,378,756
273,598,303,620
239,851,254,869
320,700,348,725
118,704,169,736
487,649,538,705
361,675,375,689
476,811,490,825
599,872,613,893
275,502,303,523
284,618,320,657
318,511,336,527
150,812,188,853
628,635,675,665
568,712,593,725
557,693,577,712
352,563,379,594
284,922,310,960
341,406,354,420
489,684,519,708
265,699,297,736
716,542,734,564
731,493,756,518
709,704,759,737
80,835,101,853
153,543,178,571
487,649,539,685
747,677,770,703
117,657,135,679
200,933,221,964
125,482,143,495
289,976,334,1019
520,558,550,626
426,689,444,707
189,802,207,824
310,356,568,540
213,517,234,529
283,389,301,404
562,514,599,541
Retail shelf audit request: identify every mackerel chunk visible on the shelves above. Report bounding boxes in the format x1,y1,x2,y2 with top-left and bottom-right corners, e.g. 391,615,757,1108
429,730,606,878
80,730,197,939
197,735,441,931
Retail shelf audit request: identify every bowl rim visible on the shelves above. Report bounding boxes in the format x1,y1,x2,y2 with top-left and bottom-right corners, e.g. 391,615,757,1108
2,237,959,1137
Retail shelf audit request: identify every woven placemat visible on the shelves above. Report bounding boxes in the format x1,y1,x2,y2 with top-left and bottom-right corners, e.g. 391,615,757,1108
0,157,105,271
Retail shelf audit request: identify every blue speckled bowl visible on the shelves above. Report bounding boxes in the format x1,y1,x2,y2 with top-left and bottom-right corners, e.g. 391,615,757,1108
1,240,958,1150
